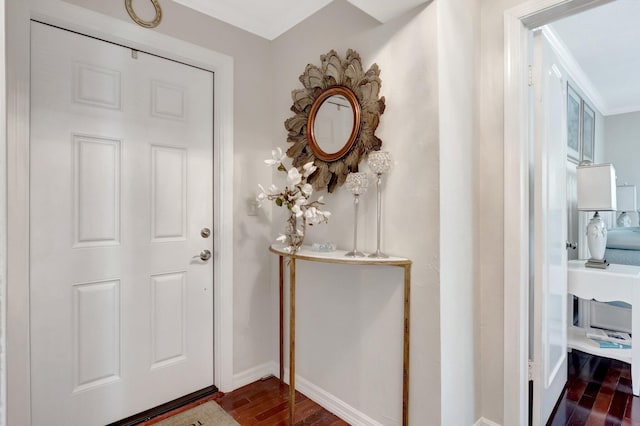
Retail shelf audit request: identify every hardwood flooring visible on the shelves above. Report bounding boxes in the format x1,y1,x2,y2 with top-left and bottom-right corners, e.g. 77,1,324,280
215,376,348,426
137,350,640,426
549,350,640,425
139,376,348,426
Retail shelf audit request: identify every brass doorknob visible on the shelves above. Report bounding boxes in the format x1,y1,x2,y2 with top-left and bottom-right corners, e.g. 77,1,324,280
200,249,211,261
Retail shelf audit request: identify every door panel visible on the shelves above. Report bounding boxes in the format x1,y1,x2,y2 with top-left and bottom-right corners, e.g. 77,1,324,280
531,29,568,425
30,22,214,425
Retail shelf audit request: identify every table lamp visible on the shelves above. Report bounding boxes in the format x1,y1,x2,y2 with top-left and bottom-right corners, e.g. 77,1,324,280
616,184,637,227
577,163,617,268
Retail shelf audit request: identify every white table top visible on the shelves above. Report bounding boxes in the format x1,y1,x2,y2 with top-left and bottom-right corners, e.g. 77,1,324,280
568,259,640,303
269,244,411,266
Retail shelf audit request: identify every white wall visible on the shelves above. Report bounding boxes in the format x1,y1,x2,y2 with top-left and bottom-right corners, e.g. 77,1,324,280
478,1,516,421
438,0,478,424
8,1,483,425
271,1,442,423
0,0,6,423
60,0,276,378
603,111,640,186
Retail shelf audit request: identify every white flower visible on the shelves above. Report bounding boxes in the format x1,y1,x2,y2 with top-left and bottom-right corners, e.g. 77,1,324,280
291,204,303,217
304,207,317,219
300,183,313,196
264,147,285,167
287,167,302,186
257,149,331,232
276,234,287,243
256,184,268,205
302,161,317,177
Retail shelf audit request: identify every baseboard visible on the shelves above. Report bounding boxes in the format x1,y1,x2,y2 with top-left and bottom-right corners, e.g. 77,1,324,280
283,368,384,426
232,361,277,390
233,364,386,425
474,417,502,426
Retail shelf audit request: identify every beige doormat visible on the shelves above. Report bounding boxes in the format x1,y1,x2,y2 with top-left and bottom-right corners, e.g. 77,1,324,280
154,400,240,426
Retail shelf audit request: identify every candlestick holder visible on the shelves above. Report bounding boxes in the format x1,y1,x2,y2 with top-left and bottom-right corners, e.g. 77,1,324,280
344,172,368,257
367,151,391,258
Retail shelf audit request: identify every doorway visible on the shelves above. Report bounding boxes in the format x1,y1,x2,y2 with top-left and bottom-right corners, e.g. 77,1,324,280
503,0,616,424
29,22,214,424
504,0,632,424
5,2,234,425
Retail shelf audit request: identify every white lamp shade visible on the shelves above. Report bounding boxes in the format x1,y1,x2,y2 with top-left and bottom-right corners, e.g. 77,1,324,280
616,184,637,212
577,163,617,211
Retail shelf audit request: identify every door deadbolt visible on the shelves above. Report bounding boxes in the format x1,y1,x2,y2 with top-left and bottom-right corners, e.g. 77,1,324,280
200,249,212,261
201,228,211,238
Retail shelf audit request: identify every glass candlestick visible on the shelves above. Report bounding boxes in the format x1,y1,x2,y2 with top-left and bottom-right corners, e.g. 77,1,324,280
344,172,368,257
367,151,391,258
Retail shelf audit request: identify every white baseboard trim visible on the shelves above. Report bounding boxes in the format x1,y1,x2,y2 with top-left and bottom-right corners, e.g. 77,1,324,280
232,361,277,390
474,417,502,426
233,363,384,425
283,368,384,426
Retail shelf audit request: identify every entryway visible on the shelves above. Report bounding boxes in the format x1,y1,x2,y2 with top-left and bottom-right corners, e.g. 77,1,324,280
29,21,214,425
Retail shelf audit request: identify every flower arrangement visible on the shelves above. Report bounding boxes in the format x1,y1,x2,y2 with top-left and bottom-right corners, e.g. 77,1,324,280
257,148,331,250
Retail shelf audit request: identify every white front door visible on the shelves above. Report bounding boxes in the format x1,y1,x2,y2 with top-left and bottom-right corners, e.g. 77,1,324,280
29,22,214,425
530,29,568,425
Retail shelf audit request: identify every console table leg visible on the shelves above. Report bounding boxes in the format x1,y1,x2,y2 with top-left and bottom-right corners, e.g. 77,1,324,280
279,255,284,382
403,265,411,426
289,257,296,424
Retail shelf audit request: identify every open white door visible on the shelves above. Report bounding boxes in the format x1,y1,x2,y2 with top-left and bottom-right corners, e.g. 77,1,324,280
530,29,568,425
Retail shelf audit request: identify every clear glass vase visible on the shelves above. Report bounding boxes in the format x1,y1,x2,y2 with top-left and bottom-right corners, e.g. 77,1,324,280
285,214,306,253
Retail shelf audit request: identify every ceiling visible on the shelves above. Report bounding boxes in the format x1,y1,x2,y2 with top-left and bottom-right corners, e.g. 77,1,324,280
549,0,640,116
171,0,429,41
169,0,639,116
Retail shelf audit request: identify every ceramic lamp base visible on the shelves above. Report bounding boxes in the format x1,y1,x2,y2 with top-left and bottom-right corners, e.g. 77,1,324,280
585,258,610,269
586,212,608,261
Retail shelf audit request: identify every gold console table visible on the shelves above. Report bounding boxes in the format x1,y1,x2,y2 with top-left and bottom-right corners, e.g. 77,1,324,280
269,244,412,425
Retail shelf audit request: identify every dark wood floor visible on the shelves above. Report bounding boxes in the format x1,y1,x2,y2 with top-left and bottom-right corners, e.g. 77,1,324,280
138,350,640,426
549,350,640,425
141,376,347,426
216,376,348,426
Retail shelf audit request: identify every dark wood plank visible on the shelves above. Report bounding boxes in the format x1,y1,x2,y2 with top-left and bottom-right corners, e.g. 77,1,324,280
215,377,348,426
550,351,640,426
134,377,347,426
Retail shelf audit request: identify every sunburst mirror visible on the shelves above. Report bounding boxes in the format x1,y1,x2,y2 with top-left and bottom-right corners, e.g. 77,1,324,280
284,49,385,192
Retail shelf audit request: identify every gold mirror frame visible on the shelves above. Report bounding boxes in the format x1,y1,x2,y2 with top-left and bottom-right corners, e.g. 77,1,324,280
285,49,385,192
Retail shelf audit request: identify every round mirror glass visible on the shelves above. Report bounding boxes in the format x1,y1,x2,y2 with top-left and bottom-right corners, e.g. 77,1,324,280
313,95,354,156
307,86,361,162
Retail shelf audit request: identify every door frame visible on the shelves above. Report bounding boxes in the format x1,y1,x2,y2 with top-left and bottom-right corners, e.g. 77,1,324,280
5,1,235,425
503,0,612,424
